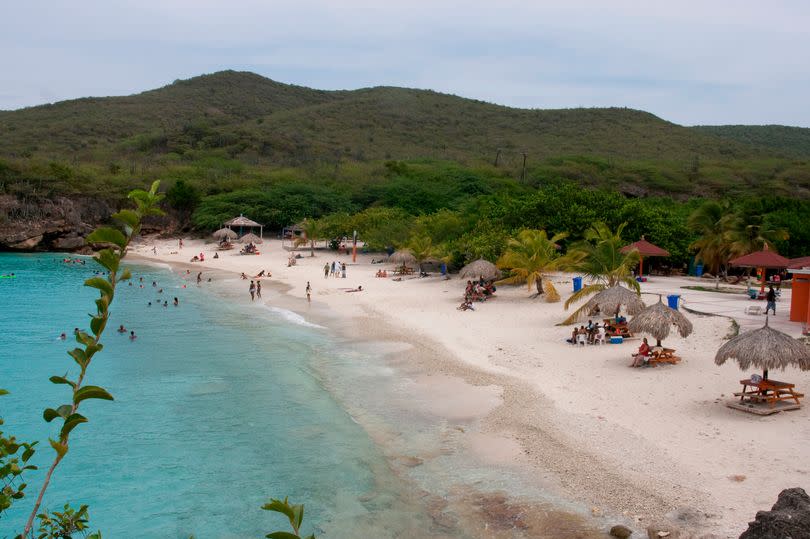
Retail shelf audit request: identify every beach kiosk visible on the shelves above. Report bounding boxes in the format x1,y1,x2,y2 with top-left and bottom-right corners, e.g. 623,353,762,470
224,214,263,241
620,236,670,278
788,259,810,334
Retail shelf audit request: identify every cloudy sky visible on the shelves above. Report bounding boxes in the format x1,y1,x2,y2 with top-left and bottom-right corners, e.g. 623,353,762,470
2,1,809,126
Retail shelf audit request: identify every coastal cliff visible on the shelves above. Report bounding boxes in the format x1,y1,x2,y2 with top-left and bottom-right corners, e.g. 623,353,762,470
0,194,110,252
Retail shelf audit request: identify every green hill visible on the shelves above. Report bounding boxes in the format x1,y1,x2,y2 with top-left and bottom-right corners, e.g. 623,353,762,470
692,125,810,158
1,70,809,201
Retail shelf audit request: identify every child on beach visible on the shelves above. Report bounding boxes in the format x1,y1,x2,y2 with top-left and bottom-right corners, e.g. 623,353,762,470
306,281,311,302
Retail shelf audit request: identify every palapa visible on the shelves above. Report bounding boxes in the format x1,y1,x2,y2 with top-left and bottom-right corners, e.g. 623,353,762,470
239,233,263,244
578,285,645,320
459,259,502,281
628,296,693,346
224,215,262,228
212,228,238,240
388,249,417,266
715,317,810,375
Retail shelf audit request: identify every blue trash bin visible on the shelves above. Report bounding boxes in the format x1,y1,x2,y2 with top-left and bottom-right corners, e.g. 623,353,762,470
695,264,704,277
573,276,582,292
667,294,680,310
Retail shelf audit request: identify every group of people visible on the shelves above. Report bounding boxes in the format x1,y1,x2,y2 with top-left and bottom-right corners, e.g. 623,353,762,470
248,280,262,301
241,243,259,255
567,320,608,345
375,269,389,278
190,252,205,262
324,261,347,279
458,277,496,311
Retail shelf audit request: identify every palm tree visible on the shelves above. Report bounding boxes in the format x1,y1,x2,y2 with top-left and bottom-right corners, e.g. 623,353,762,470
496,229,568,301
295,218,324,257
726,213,789,260
408,234,439,275
563,222,640,315
687,201,735,288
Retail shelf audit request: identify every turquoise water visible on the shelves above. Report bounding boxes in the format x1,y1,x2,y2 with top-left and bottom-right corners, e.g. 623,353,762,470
0,253,440,538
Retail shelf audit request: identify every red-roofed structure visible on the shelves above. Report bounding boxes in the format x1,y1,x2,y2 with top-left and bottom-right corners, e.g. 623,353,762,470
788,256,810,270
730,244,790,295
620,236,670,277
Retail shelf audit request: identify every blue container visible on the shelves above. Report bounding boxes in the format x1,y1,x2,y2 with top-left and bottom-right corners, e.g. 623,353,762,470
610,336,623,344
667,294,680,310
695,264,704,277
573,276,582,292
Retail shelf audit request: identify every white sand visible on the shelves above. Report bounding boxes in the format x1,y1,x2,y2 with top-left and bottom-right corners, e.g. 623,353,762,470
131,238,810,537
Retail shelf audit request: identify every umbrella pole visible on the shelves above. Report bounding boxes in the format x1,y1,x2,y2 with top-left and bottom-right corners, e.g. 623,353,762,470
759,267,766,295
763,368,769,380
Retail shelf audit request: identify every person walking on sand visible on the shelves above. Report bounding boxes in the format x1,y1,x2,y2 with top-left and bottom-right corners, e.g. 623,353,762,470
341,262,347,278
179,238,184,249
323,263,329,278
197,272,202,285
256,280,262,299
766,285,777,315
306,281,311,302
249,280,256,301
330,261,336,277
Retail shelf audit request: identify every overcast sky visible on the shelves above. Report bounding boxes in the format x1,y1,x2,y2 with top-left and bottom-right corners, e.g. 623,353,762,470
2,1,809,126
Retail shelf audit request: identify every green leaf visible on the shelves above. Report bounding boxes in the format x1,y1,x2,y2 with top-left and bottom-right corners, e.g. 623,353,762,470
120,268,132,281
75,331,94,346
90,315,106,336
49,438,68,458
86,227,127,250
266,533,301,539
112,209,139,231
84,277,114,297
49,375,76,389
22,444,37,462
0,388,8,396
262,499,296,525
74,385,114,404
60,413,88,437
94,248,120,273
43,405,72,422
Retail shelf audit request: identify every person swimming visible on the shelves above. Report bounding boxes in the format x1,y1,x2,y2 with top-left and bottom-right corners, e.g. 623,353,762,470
129,330,137,340
59,332,66,340
173,297,179,306
117,324,127,333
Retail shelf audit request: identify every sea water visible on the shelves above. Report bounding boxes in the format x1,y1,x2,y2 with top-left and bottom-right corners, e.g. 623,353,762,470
0,253,445,538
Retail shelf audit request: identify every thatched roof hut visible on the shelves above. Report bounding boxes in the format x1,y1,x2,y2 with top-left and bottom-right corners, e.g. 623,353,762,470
585,285,644,316
224,215,262,228
388,249,416,266
239,233,263,244
715,318,810,375
459,259,501,281
629,296,693,345
212,228,238,240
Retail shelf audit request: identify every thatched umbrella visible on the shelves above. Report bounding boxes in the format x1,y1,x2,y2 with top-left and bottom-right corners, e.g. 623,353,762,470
212,228,238,240
459,259,502,281
629,296,693,347
388,249,416,267
239,233,263,244
585,285,644,316
715,317,810,379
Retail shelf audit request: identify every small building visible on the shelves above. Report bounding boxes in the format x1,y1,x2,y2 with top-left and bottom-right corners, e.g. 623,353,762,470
789,264,810,334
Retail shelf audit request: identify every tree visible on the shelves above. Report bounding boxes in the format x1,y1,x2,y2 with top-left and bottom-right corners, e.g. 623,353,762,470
725,213,789,260
687,201,735,288
295,218,325,257
496,229,568,300
165,179,200,225
408,234,440,275
563,222,640,319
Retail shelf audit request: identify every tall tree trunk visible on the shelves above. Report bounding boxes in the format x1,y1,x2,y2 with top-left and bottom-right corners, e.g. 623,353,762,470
535,276,544,295
310,240,315,257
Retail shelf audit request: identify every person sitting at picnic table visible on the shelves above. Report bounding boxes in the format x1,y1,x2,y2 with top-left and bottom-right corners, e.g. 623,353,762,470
630,338,652,367
566,327,578,344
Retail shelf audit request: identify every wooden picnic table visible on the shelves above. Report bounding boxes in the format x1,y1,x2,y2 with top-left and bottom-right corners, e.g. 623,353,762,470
603,319,632,338
648,347,680,366
735,378,804,407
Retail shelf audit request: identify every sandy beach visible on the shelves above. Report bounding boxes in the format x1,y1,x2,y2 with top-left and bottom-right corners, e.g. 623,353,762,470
131,237,810,538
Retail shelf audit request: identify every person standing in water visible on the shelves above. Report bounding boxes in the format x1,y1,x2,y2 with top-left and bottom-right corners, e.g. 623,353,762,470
197,272,202,285
256,280,262,299
249,280,256,301
306,281,311,303
129,330,137,340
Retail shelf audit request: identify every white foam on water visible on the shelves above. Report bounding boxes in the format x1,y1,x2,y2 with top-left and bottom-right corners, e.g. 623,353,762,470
265,305,325,329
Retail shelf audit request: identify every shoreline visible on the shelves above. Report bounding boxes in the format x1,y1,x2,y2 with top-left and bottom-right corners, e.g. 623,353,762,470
129,238,810,538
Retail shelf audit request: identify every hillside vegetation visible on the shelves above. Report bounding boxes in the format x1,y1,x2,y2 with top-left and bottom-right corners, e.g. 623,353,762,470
1,70,809,262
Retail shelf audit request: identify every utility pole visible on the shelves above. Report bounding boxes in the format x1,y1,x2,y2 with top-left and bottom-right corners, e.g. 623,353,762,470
520,152,527,182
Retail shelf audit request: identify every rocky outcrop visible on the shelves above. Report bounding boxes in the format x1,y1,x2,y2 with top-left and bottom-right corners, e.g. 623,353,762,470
0,194,112,252
739,487,810,539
